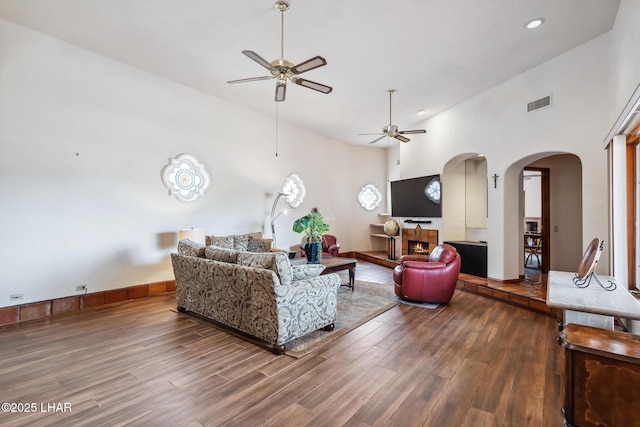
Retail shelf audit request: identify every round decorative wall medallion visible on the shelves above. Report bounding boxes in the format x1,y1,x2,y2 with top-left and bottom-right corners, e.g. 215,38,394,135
424,177,441,203
281,173,306,208
358,184,382,211
161,154,210,202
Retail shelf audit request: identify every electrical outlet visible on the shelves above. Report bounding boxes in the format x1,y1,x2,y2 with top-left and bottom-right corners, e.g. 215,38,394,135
10,293,23,301
76,285,87,291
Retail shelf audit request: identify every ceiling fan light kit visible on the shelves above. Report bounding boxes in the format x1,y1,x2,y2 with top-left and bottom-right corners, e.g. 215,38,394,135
359,89,427,144
227,1,332,102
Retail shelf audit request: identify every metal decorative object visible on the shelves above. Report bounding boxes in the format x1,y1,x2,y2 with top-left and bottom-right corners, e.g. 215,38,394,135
573,238,615,291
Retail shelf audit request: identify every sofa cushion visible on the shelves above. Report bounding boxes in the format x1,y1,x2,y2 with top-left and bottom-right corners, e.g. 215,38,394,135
232,232,262,251
237,251,293,285
205,235,234,249
204,246,239,264
247,235,273,253
177,239,206,257
291,264,326,280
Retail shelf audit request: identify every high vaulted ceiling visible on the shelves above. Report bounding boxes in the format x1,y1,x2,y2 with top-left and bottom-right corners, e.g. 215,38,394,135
0,0,621,146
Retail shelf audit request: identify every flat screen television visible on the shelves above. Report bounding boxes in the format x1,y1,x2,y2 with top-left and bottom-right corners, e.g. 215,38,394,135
391,174,442,218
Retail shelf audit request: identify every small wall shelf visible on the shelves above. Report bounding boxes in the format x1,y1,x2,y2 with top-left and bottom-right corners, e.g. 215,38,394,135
370,214,401,259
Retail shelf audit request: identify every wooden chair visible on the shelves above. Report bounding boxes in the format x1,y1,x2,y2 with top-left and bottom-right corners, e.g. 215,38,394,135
525,235,542,267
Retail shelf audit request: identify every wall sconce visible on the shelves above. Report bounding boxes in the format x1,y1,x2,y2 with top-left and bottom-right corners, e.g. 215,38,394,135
178,228,205,245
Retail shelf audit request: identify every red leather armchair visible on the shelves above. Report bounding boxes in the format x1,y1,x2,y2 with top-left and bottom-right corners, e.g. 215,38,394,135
393,244,461,304
299,234,340,258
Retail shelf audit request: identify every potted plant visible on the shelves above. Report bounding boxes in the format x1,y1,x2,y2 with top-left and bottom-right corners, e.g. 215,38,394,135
292,207,329,264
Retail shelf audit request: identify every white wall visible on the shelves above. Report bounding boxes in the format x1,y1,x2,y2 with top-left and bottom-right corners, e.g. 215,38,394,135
523,175,541,218
465,158,488,229
0,19,387,307
609,0,640,114
396,0,640,279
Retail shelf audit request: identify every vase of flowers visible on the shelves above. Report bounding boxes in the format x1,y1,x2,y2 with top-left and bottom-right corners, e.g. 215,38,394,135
292,207,329,264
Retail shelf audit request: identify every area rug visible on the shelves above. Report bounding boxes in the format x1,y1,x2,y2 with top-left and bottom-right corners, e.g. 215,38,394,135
284,280,398,358
394,297,440,309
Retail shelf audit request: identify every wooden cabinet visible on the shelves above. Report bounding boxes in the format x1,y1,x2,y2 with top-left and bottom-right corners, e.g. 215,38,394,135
559,324,640,427
444,241,487,278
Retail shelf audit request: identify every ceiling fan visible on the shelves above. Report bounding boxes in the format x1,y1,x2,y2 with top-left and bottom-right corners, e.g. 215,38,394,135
227,1,332,102
360,89,426,144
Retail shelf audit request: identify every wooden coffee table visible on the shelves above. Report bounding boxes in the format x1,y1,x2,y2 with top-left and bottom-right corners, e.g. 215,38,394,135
291,257,357,291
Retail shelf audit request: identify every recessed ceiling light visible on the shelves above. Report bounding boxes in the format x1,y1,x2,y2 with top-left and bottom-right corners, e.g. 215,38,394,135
525,18,545,29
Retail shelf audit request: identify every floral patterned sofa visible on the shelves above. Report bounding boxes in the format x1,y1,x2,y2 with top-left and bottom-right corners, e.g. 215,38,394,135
171,238,341,354
204,231,274,252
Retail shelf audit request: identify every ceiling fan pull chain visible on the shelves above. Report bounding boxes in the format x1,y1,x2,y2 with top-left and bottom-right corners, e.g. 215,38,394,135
275,103,279,157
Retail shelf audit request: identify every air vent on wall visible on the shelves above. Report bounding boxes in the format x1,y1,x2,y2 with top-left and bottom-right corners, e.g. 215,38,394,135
527,95,551,112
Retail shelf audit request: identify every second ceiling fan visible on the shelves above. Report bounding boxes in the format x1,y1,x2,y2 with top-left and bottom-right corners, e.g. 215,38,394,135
360,89,426,144
227,1,332,102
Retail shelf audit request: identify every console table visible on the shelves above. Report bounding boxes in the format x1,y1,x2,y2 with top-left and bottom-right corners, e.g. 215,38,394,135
546,270,640,332
548,271,640,426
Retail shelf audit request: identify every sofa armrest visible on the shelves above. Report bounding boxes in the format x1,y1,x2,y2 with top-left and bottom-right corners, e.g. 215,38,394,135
403,260,446,270
274,273,341,344
291,264,326,280
400,254,430,263
282,273,341,293
327,243,340,257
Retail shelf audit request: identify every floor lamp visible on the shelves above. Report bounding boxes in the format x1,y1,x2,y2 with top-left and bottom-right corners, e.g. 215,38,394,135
270,192,288,249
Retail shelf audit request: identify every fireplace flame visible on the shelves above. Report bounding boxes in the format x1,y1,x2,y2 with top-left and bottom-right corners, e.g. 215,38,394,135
414,243,428,254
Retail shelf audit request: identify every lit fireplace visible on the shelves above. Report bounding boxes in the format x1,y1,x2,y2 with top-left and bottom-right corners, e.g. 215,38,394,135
408,240,430,255
401,227,438,257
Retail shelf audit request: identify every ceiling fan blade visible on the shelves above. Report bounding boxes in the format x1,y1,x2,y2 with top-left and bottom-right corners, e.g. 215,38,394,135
293,78,333,94
242,50,276,72
227,76,272,84
394,135,411,143
358,132,385,136
398,129,427,135
369,135,388,144
275,81,286,102
290,56,327,75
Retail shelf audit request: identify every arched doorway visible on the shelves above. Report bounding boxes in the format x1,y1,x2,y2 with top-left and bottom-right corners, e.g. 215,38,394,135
514,153,583,276
523,167,549,272
441,152,583,280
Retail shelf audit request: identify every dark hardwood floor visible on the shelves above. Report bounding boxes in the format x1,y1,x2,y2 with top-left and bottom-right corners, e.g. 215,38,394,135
0,261,563,426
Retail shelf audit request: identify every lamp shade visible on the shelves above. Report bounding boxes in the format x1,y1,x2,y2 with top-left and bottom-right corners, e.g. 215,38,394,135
178,228,205,245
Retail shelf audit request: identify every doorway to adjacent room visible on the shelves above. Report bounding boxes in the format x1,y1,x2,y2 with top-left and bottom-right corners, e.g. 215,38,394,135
523,167,550,273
